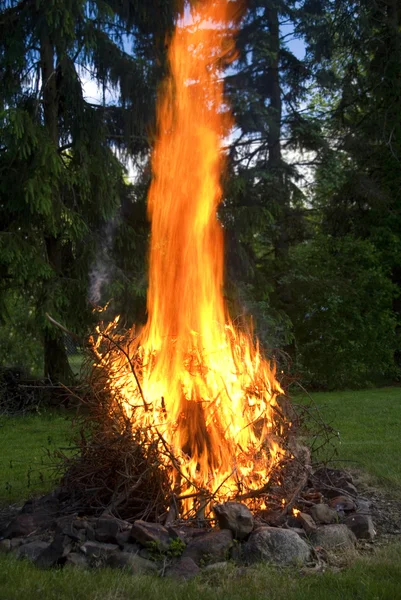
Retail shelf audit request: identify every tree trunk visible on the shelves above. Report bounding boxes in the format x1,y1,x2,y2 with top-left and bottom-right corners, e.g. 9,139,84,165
265,6,295,362
265,6,289,261
40,28,73,384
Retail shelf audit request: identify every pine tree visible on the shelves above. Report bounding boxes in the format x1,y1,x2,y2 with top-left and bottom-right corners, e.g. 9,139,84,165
0,0,177,381
222,0,314,351
301,0,401,371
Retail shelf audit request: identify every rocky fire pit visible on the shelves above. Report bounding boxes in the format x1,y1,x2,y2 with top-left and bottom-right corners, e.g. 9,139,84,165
0,467,387,580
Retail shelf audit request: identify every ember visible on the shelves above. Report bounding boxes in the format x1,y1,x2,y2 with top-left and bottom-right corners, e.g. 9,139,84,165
91,0,291,518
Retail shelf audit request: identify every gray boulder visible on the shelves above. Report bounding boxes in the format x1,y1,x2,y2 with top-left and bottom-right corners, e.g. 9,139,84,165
0,539,11,553
297,512,317,534
36,534,73,568
243,527,310,566
2,514,37,539
183,529,233,566
130,520,170,552
80,541,119,557
203,561,229,571
95,517,121,544
16,541,50,562
165,557,200,580
106,551,157,573
65,552,89,568
311,504,338,524
311,524,356,550
213,502,254,540
344,514,376,540
122,542,141,554
329,496,356,512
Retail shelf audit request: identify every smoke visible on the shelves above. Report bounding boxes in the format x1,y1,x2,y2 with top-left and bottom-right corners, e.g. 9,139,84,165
88,219,117,306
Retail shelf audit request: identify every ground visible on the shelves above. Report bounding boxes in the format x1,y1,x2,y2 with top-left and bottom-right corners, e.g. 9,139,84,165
0,387,400,599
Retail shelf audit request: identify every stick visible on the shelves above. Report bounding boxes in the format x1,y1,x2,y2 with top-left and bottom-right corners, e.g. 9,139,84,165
100,331,149,412
45,313,82,342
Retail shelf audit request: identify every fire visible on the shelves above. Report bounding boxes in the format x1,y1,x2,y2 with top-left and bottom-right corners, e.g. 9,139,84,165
93,0,288,516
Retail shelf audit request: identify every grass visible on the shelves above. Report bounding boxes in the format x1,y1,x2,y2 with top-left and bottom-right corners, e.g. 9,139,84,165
0,387,401,599
68,353,84,376
298,386,401,489
0,411,74,504
0,544,401,600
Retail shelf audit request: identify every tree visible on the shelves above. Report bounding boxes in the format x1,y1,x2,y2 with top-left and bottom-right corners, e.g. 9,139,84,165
0,0,177,381
300,0,401,371
221,0,315,355
285,236,398,389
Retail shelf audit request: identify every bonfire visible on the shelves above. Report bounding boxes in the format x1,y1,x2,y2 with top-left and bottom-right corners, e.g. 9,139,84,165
63,0,301,523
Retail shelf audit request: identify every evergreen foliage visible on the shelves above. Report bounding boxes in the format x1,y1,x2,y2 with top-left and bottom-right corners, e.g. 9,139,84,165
0,0,399,389
0,0,176,381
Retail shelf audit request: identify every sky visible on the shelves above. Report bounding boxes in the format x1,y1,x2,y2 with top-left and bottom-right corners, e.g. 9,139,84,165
81,21,310,186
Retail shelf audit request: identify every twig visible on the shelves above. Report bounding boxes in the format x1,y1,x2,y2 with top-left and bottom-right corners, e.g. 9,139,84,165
99,332,149,412
45,313,82,342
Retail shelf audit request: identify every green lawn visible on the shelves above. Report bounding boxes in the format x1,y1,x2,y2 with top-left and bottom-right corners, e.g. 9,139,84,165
300,386,401,489
0,411,74,504
0,388,400,599
0,387,400,503
0,543,401,600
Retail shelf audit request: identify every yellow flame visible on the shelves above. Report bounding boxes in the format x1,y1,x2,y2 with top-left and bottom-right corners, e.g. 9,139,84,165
94,0,287,514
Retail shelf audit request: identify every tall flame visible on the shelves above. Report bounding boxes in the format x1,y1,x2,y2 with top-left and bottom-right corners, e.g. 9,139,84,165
95,0,286,513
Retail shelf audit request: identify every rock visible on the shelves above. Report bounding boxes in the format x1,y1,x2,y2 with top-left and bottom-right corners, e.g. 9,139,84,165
325,482,358,499
2,514,37,539
292,527,307,539
183,529,233,566
258,509,282,526
6,492,61,537
203,561,229,571
344,514,376,540
310,524,356,550
130,520,170,552
122,542,141,554
312,468,358,498
138,548,154,560
297,512,317,534
286,516,299,528
356,499,371,515
65,552,89,568
20,492,60,522
54,515,76,533
116,530,131,548
0,539,11,553
35,534,73,568
72,518,93,530
85,525,97,541
329,496,356,512
243,527,310,566
213,502,254,540
168,526,206,544
95,518,120,544
16,541,50,562
10,538,24,549
167,526,189,544
80,541,119,558
311,504,338,524
165,557,200,580
55,518,86,543
106,551,158,573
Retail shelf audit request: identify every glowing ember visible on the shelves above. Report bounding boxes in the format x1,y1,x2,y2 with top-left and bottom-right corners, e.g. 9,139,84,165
93,0,289,515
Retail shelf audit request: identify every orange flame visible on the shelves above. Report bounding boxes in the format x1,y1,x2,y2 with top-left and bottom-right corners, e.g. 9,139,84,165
95,0,287,514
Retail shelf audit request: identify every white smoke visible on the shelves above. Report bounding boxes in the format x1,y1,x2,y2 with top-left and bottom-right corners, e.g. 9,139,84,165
88,219,117,305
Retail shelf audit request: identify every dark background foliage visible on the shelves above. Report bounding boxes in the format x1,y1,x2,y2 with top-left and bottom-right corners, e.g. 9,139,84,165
0,0,399,389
